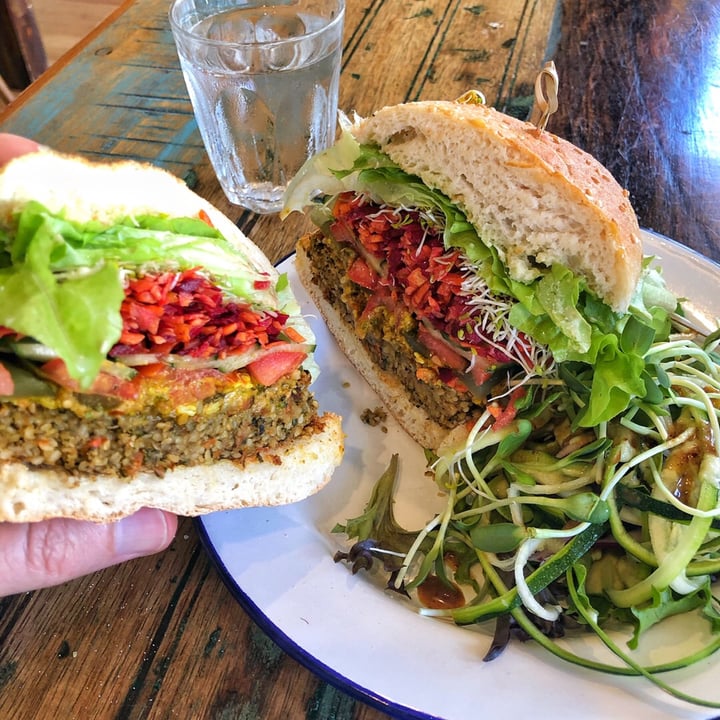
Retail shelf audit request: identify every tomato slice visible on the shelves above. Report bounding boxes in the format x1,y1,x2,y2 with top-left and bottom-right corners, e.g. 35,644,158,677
164,368,226,406
417,324,467,371
0,361,14,396
359,288,401,325
469,353,495,386
247,351,306,386
347,257,379,291
40,359,138,400
329,217,357,245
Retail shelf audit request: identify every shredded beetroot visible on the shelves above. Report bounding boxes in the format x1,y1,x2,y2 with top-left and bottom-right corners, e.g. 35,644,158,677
332,193,517,365
0,327,22,341
110,268,288,359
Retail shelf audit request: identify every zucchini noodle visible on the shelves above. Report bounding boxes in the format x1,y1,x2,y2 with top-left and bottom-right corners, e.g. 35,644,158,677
334,315,720,709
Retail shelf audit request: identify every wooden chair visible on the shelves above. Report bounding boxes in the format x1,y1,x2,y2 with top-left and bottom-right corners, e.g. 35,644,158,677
0,0,48,104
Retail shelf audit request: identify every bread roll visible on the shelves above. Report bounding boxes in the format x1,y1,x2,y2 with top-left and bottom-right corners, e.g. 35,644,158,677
290,99,650,450
354,101,642,311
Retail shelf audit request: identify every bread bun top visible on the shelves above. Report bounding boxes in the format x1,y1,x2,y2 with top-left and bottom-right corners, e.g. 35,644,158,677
353,100,643,312
0,149,277,283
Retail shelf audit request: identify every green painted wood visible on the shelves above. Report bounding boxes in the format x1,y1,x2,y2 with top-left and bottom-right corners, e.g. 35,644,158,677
0,2,204,177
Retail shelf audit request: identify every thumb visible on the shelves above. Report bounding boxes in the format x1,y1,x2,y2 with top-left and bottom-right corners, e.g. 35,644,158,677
0,133,41,166
0,508,178,596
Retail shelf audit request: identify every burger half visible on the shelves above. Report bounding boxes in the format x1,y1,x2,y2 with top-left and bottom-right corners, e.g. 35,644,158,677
283,99,676,449
0,150,343,522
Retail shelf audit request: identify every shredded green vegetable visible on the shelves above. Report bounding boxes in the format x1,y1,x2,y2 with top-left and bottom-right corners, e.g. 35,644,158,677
333,324,720,709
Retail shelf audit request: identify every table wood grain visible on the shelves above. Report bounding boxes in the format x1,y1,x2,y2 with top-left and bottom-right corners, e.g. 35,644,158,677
551,0,720,263
1,1,718,719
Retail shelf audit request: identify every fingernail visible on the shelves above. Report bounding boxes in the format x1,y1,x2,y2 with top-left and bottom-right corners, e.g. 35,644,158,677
114,508,174,557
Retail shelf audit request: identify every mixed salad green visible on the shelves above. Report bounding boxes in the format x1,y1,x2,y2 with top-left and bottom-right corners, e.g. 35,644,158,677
334,307,720,708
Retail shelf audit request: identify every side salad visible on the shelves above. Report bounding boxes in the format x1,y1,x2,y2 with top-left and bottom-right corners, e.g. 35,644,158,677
333,255,720,709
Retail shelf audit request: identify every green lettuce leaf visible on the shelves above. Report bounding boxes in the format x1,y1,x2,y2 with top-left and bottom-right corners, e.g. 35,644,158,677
9,202,271,301
0,219,124,387
629,583,713,650
0,201,281,388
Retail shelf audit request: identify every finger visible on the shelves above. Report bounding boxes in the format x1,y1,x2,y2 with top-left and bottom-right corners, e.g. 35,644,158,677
0,133,41,166
0,508,178,596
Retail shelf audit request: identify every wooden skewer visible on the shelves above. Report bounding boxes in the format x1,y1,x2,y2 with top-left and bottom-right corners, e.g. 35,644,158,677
531,61,559,131
671,311,712,338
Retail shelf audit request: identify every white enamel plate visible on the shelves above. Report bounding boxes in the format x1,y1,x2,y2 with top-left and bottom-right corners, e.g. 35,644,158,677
197,231,720,720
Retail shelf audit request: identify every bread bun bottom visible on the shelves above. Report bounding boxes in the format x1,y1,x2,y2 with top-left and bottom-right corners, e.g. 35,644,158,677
0,413,343,522
296,239,452,451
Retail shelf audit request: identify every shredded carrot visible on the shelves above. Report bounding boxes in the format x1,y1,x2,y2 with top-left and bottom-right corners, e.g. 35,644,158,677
198,209,214,227
283,326,306,343
110,269,290,360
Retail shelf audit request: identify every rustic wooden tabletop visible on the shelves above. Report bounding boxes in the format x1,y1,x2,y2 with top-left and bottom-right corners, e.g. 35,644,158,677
1,0,719,718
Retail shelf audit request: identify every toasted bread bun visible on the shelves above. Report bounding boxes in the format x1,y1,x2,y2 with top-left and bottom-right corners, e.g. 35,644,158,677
0,150,344,522
353,100,643,312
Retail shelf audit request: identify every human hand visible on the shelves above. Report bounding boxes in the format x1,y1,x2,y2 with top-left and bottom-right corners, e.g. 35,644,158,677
0,510,177,595
0,132,41,164
0,133,178,596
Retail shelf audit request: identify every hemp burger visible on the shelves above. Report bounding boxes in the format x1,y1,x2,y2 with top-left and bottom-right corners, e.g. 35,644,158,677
283,98,675,450
0,150,343,522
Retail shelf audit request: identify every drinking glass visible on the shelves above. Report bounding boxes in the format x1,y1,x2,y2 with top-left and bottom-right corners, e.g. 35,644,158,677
169,0,345,214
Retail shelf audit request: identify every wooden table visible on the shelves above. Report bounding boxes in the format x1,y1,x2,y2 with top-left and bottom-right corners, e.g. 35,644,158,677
1,1,719,718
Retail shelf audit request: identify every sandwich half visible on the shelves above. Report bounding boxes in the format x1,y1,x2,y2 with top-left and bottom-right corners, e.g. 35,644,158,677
283,99,675,450
0,150,343,522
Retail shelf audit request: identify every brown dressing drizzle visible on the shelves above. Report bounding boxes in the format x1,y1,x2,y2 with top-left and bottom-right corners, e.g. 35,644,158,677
417,575,465,610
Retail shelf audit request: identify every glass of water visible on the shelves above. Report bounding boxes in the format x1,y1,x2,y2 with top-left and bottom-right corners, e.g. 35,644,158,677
169,0,345,214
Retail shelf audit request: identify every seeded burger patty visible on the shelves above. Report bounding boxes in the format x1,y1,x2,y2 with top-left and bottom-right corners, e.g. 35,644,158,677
0,368,317,477
298,231,477,430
